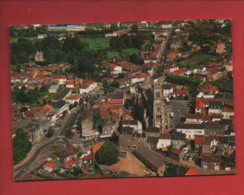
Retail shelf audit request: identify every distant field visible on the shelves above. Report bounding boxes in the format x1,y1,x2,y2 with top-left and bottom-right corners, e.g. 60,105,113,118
79,37,111,50
179,54,213,67
107,48,139,59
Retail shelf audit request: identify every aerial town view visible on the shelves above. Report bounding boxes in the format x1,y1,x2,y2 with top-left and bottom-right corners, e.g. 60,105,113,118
10,19,235,181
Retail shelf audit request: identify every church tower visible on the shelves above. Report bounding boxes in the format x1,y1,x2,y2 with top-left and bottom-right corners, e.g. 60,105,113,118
153,83,164,132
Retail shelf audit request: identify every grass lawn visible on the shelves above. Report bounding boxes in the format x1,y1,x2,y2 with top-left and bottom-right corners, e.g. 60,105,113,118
107,50,120,59
48,93,57,98
179,54,213,67
47,144,64,152
107,48,139,59
79,37,111,50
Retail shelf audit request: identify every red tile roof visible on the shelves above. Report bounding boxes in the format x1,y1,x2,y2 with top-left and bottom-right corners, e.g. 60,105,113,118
81,79,95,89
65,160,75,166
51,75,66,79
195,136,204,145
176,89,188,95
173,69,185,75
108,99,123,105
44,161,57,168
82,154,94,161
223,107,234,112
92,143,103,154
185,167,201,176
168,50,180,55
159,133,172,139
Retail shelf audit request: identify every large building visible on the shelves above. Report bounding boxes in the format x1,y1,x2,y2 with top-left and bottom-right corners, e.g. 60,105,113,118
153,83,164,131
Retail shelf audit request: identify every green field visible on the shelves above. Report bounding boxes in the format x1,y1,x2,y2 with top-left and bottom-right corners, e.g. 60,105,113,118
79,37,111,50
47,144,64,151
179,54,213,67
107,48,139,59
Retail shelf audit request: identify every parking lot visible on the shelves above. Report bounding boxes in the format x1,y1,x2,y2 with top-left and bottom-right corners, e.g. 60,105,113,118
168,100,189,129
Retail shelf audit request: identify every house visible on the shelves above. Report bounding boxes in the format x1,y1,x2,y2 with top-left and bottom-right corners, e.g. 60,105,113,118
65,160,76,168
131,73,147,84
65,80,74,88
185,114,212,124
50,100,68,117
51,75,67,84
48,84,59,93
176,124,205,139
108,64,122,74
133,147,166,176
185,167,201,176
163,84,173,97
81,154,94,163
175,89,188,97
79,80,97,94
216,43,225,54
119,132,146,150
222,107,234,119
225,63,233,71
208,101,223,115
167,50,181,61
117,77,132,88
121,120,143,134
55,87,71,100
34,51,45,62
145,127,160,137
171,132,186,149
65,95,81,104
170,148,184,162
43,161,57,172
172,69,185,76
157,133,172,150
201,153,221,170
120,60,135,72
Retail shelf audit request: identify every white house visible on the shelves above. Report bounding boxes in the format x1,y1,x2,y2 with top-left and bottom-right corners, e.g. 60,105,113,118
208,101,223,115
51,75,67,84
65,95,81,104
163,84,173,97
225,63,233,72
65,80,74,88
43,161,57,172
176,124,205,139
131,73,147,84
170,65,179,73
121,120,143,134
79,80,97,94
222,107,234,119
109,64,122,74
157,133,172,149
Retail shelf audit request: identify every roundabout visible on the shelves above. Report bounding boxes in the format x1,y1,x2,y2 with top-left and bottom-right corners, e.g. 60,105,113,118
46,144,64,152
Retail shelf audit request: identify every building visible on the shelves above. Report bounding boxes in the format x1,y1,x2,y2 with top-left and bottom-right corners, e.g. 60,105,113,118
34,51,45,62
79,80,97,94
176,124,205,139
48,84,59,93
153,83,164,130
133,147,166,176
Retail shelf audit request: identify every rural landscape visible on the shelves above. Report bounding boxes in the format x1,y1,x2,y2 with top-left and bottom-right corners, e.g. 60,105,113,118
10,19,235,181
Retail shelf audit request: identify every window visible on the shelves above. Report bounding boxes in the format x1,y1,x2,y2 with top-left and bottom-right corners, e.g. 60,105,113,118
157,107,160,112
156,92,160,98
156,115,161,119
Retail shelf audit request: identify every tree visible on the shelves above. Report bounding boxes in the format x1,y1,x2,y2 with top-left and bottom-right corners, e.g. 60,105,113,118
46,127,54,138
65,128,74,139
95,141,119,165
129,53,144,65
13,128,32,164
110,23,118,31
130,24,139,33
